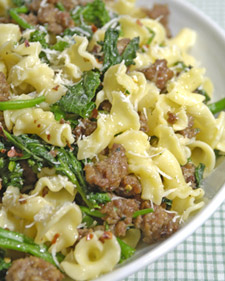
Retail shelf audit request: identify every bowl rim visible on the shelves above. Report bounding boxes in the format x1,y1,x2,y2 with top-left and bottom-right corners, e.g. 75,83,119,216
94,0,225,280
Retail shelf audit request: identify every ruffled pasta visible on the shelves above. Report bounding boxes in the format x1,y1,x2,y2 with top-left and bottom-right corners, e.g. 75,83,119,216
61,230,121,281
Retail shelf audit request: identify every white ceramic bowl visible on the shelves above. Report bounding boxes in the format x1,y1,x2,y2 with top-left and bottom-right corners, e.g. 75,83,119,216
94,1,225,280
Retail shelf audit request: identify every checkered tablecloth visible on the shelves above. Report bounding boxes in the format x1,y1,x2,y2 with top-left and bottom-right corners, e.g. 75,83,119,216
124,1,225,280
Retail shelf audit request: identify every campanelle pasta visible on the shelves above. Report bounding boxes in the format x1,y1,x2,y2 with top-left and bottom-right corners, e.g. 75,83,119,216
0,0,224,280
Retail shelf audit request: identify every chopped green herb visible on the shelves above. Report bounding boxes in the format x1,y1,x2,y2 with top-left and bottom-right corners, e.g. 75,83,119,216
30,30,48,48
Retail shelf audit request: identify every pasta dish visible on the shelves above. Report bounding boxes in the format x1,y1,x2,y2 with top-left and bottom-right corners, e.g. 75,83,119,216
0,0,224,280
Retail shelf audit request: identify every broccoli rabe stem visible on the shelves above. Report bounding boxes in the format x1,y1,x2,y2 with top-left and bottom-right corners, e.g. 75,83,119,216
0,96,45,111
208,97,225,115
0,228,64,267
9,6,33,29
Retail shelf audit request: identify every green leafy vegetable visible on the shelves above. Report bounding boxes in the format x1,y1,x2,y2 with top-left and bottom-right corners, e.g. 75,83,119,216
0,96,45,111
55,2,65,11
173,61,192,73
71,0,110,27
208,97,225,115
80,206,105,218
0,228,64,267
195,88,211,103
195,163,205,188
132,208,153,218
53,71,101,118
30,30,69,51
116,238,135,263
12,0,25,6
51,40,69,51
30,30,48,48
0,249,11,280
63,25,93,40
161,197,173,210
2,130,94,208
9,6,33,29
87,192,111,205
102,27,139,72
146,27,155,45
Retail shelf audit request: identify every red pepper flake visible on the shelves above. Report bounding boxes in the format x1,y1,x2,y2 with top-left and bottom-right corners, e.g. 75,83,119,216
50,150,57,157
91,108,98,119
66,140,73,151
19,195,27,205
86,233,94,241
99,231,113,243
37,124,41,128
136,19,143,26
52,85,60,91
51,233,60,245
24,40,30,47
0,149,6,154
91,24,98,33
42,186,49,197
47,134,51,141
96,58,103,64
7,146,23,158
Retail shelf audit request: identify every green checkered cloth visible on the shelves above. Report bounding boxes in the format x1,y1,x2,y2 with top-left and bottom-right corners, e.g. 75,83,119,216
124,1,225,280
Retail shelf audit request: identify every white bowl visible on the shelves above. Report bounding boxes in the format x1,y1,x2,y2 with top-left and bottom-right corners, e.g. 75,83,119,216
94,1,225,280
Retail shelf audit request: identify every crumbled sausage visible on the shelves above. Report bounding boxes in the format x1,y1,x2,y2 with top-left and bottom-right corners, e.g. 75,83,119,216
167,111,178,124
20,161,37,187
73,118,97,140
85,144,128,192
134,204,179,244
98,100,112,112
177,115,199,138
139,111,149,133
101,198,140,237
117,38,131,55
20,13,38,26
0,72,10,101
140,59,174,91
37,4,74,35
6,256,64,281
181,162,197,189
144,4,171,37
115,174,142,198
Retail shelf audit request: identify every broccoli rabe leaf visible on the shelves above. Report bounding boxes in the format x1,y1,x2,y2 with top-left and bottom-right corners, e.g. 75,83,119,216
102,27,139,72
2,130,94,208
29,30,48,48
195,163,205,188
12,0,25,6
63,24,93,40
116,238,135,263
194,87,211,104
0,248,11,280
55,71,101,118
71,0,110,27
0,228,64,267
